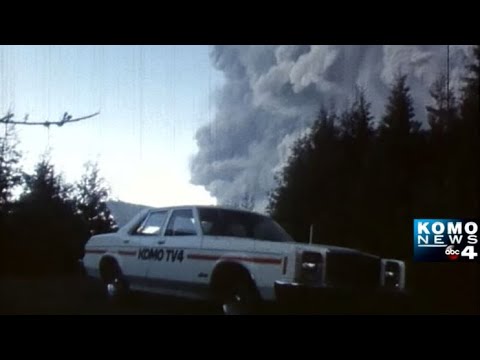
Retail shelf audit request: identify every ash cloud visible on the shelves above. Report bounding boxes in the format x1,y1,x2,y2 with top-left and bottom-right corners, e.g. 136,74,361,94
190,45,473,212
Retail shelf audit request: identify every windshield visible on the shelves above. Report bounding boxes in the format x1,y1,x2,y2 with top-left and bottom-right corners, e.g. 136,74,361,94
198,208,294,243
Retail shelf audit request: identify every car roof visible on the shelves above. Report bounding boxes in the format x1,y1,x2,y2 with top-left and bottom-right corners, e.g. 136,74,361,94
148,204,266,217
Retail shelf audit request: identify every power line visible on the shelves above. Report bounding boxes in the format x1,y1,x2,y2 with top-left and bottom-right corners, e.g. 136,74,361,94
0,111,100,127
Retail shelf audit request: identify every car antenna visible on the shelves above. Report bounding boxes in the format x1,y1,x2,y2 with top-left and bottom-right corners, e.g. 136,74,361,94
309,224,314,245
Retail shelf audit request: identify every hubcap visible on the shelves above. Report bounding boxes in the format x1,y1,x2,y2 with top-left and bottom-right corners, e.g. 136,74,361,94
106,278,122,297
222,293,245,315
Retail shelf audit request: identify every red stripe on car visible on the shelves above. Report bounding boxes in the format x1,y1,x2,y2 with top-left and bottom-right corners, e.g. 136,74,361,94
118,250,137,256
187,254,221,261
187,254,282,265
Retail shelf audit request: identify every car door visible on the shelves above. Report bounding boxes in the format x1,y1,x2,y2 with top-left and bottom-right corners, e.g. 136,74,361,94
146,207,204,299
120,210,169,291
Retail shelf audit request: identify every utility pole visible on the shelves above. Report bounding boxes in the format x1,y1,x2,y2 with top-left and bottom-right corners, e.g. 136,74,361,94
447,45,450,116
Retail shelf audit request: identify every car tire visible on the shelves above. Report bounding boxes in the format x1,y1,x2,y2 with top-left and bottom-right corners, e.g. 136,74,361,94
218,273,260,315
101,262,129,307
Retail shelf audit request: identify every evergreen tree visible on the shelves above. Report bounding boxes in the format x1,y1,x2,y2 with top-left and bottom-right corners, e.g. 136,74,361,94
6,158,84,276
268,106,341,244
0,123,23,275
375,73,423,257
0,124,22,215
379,73,420,139
340,87,374,144
75,161,117,243
338,88,375,250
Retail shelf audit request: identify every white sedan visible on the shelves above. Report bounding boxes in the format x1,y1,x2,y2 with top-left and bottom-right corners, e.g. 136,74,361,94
82,205,406,314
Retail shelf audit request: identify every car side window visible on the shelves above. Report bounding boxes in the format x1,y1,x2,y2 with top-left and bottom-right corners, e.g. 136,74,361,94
165,209,197,236
133,211,168,235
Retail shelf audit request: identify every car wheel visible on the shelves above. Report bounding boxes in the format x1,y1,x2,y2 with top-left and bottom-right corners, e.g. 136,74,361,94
102,262,129,306
219,275,260,315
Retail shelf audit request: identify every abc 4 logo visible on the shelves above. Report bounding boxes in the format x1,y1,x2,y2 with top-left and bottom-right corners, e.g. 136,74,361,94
444,245,478,260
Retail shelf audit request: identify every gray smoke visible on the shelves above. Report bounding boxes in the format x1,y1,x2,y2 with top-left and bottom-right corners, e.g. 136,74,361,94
190,45,473,212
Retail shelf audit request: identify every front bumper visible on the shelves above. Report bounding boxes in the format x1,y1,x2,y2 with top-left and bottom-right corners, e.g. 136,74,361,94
274,280,409,313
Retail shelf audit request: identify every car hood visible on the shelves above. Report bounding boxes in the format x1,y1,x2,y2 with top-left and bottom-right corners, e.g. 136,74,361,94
285,241,380,259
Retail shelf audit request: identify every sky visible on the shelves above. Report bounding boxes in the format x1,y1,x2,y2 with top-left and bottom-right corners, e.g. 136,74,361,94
1,45,473,212
0,45,224,207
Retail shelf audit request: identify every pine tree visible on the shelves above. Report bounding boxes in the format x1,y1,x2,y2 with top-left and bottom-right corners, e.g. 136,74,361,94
338,88,375,250
0,123,22,275
7,158,85,275
341,87,374,143
76,161,117,240
375,73,422,258
267,131,314,242
379,73,420,140
268,105,341,244
21,159,71,205
0,124,22,215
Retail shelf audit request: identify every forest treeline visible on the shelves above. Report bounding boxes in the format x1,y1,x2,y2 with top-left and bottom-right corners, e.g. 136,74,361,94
267,45,479,313
0,142,117,276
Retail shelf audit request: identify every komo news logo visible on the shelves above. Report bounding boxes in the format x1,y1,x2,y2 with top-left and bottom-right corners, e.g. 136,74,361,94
413,219,479,262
